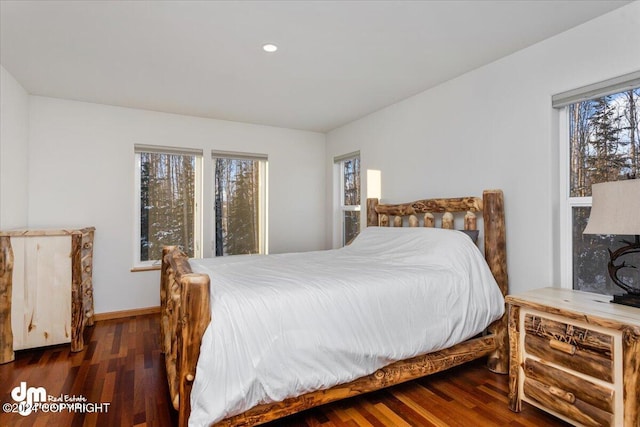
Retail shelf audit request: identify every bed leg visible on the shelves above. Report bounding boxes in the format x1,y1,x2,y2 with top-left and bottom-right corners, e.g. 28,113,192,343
178,273,211,427
487,315,509,374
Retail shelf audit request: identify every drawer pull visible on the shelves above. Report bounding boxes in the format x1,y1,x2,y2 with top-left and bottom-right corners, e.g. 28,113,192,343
548,385,576,404
549,339,576,355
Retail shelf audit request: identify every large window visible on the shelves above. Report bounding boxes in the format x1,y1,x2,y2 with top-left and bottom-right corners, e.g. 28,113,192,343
335,152,361,246
213,151,267,256
559,77,639,294
135,145,202,266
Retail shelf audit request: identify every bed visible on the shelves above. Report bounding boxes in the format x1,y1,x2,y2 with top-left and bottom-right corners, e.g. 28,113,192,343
161,189,509,427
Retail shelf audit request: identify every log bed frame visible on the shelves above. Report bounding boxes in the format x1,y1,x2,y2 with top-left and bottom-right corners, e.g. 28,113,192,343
160,189,509,427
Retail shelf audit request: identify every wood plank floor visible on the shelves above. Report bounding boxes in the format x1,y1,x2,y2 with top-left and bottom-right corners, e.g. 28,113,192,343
0,314,569,427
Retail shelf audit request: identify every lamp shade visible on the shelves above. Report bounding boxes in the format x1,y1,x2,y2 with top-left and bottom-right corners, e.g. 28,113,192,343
583,179,640,235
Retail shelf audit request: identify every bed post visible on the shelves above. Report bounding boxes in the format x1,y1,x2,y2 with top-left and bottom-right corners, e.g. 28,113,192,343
160,246,174,357
366,198,379,226
161,246,182,410
483,189,509,374
178,273,211,427
161,246,212,427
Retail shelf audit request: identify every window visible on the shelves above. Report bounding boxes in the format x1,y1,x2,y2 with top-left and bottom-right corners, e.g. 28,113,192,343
335,152,361,246
134,145,202,266
558,75,640,294
213,151,267,256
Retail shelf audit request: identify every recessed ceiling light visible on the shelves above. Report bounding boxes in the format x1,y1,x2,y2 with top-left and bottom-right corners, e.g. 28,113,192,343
262,43,278,53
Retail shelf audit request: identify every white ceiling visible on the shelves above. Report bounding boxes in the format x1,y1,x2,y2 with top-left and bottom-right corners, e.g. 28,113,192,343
0,0,632,132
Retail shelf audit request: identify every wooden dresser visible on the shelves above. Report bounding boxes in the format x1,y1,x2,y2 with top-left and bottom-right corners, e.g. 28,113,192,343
507,287,640,427
0,227,95,364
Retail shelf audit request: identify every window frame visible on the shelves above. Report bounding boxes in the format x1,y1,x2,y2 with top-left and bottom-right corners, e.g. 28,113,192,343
336,151,361,246
557,74,640,290
133,145,203,268
211,150,268,256
559,107,591,288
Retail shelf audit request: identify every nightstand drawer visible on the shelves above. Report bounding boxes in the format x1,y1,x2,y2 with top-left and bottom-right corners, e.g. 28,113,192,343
523,376,613,427
524,313,613,382
523,358,614,426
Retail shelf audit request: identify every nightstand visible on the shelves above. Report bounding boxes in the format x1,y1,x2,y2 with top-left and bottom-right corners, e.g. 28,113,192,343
506,287,640,427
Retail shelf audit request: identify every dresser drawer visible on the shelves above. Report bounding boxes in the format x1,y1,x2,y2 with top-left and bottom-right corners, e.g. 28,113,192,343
522,358,614,426
523,313,613,382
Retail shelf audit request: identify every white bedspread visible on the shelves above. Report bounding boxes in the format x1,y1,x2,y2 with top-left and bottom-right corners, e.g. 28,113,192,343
188,227,505,426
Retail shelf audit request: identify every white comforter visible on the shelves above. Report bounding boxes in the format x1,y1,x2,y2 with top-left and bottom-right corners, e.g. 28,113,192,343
188,227,504,426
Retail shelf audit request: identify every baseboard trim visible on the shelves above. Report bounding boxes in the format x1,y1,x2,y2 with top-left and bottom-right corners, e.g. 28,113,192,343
93,306,161,321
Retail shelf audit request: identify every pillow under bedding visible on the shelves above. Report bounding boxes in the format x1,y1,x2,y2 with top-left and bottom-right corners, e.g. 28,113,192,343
458,229,480,244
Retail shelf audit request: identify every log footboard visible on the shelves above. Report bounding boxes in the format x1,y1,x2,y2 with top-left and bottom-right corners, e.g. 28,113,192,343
214,334,499,427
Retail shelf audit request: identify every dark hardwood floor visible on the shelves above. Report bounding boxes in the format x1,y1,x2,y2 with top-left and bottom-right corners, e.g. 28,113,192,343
0,314,568,427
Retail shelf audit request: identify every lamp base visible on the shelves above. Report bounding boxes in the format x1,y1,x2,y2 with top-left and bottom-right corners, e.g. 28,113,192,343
611,293,640,309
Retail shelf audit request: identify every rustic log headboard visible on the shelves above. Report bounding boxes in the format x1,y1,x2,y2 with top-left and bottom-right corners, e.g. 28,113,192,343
367,195,483,229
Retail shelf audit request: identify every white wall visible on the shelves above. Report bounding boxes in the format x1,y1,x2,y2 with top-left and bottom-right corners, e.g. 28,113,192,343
0,65,29,229
27,97,326,314
326,2,640,295
6,2,640,312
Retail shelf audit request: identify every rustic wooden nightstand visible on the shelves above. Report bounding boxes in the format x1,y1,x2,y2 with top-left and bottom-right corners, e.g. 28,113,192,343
506,287,640,427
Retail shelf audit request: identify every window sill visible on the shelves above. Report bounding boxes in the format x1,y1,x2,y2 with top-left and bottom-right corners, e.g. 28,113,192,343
131,265,161,273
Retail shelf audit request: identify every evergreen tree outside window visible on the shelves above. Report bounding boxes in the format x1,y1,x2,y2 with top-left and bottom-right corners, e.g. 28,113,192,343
213,151,267,256
558,78,639,295
336,152,361,246
135,145,202,266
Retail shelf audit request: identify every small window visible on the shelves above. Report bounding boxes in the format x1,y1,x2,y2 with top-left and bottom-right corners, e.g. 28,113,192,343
134,145,202,266
213,151,267,256
336,152,361,246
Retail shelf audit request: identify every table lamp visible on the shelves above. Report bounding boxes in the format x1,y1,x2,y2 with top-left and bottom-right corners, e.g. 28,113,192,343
583,179,640,307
